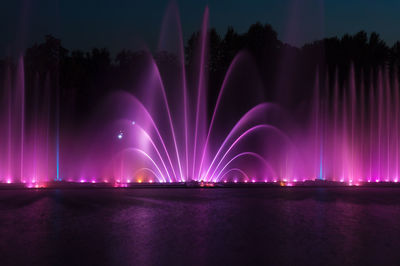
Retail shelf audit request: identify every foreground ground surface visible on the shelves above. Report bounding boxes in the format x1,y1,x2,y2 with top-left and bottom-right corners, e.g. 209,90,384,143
0,188,400,266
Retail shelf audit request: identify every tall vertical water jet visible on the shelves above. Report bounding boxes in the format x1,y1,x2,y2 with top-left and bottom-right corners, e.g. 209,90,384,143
2,5,400,186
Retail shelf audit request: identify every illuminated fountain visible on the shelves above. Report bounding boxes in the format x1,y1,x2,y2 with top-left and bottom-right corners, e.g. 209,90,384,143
0,57,58,187
0,58,57,187
312,66,400,185
68,11,400,187
1,5,400,187
75,5,295,185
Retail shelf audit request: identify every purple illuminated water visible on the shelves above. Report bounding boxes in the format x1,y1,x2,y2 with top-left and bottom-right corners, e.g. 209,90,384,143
311,66,400,185
1,6,400,187
1,188,400,265
0,58,56,185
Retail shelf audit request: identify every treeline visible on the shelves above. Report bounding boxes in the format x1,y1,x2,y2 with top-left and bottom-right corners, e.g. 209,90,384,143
0,23,399,124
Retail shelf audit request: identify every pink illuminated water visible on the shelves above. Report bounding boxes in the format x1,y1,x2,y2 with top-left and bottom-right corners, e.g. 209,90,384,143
1,6,400,187
0,58,56,185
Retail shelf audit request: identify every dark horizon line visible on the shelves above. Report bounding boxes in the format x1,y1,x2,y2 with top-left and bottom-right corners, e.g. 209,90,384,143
1,22,399,62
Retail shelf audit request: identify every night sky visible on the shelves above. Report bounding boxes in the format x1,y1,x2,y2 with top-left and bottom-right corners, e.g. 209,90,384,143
1,0,400,56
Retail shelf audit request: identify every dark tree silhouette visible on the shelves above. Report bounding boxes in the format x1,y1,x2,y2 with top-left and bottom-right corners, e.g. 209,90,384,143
1,24,400,126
